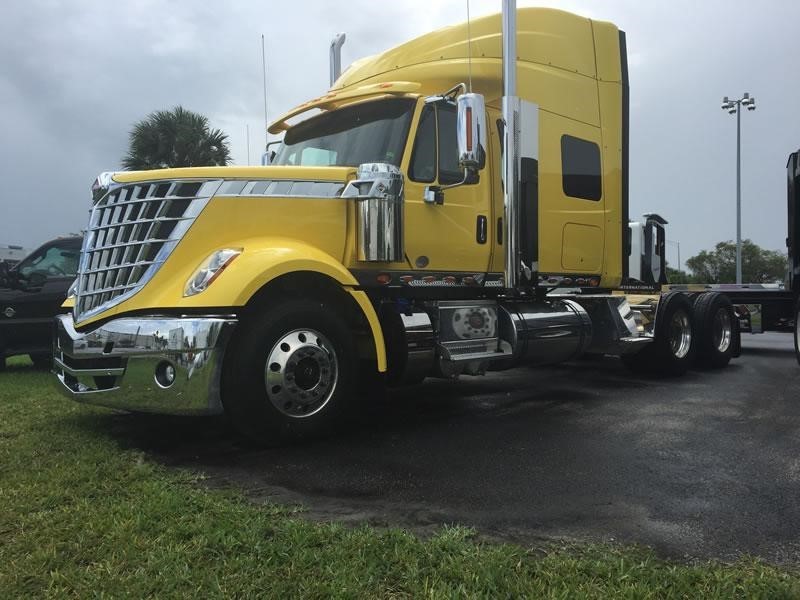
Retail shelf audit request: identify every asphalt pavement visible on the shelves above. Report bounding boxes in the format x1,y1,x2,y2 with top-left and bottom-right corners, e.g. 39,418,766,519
99,332,800,563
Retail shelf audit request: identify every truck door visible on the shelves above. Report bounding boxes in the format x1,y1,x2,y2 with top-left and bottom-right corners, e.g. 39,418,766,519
402,101,492,275
537,114,605,278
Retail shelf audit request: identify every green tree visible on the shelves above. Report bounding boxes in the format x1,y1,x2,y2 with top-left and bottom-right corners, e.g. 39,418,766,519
685,240,786,284
122,106,231,170
665,265,696,284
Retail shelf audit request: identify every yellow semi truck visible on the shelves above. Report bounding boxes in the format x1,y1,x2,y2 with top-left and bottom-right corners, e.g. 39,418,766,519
54,4,737,442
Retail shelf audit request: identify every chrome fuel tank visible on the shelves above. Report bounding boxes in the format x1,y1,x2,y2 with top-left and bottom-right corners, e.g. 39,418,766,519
498,299,592,366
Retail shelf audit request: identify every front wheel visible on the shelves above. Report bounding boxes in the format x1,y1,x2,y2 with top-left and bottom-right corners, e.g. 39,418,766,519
222,299,358,445
29,353,52,370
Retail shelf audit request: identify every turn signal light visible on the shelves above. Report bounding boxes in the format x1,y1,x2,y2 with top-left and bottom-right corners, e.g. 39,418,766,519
465,107,473,151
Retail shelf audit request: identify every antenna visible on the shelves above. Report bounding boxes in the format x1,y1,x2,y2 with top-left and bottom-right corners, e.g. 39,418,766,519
466,0,473,92
261,34,268,148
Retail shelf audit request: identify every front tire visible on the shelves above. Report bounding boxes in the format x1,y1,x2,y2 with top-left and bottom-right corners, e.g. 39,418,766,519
222,299,358,445
29,353,52,370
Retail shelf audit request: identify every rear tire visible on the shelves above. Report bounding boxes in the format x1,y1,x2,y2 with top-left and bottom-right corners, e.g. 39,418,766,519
222,298,358,445
622,292,694,377
692,292,735,369
794,299,800,366
29,353,52,370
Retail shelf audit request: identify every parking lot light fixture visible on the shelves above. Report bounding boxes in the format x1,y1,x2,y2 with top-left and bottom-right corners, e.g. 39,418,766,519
721,92,757,284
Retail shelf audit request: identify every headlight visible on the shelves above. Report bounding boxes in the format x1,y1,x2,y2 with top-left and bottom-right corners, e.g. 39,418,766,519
184,248,242,297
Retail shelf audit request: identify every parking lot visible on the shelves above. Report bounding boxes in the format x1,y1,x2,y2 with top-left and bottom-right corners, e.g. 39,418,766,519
100,332,800,564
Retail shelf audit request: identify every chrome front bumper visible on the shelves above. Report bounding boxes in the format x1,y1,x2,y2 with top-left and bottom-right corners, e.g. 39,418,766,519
53,313,236,415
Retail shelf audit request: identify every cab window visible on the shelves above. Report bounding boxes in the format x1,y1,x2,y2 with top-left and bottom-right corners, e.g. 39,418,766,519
409,106,436,182
409,103,463,185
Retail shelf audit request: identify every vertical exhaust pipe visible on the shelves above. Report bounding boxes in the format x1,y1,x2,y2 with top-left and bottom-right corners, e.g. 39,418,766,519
502,0,520,289
329,33,346,87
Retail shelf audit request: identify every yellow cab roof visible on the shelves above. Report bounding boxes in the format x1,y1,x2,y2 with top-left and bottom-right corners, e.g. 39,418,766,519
268,7,621,134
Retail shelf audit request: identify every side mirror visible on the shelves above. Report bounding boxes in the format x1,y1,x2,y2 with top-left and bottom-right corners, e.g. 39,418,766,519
457,93,487,171
262,140,282,166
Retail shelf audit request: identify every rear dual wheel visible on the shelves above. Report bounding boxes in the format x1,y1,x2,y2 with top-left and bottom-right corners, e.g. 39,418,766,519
623,292,694,376
623,291,737,376
222,299,358,445
692,292,735,369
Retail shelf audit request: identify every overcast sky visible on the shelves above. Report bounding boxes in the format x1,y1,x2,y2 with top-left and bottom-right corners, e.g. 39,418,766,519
1,0,798,270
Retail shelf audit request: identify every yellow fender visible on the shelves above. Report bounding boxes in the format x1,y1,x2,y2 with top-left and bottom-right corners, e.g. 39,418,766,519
214,238,387,372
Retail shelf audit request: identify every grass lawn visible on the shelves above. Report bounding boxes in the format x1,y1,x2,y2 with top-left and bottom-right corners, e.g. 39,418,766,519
1,357,799,598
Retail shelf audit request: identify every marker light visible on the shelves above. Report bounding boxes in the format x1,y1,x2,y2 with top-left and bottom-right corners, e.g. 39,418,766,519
465,106,473,151
184,248,242,297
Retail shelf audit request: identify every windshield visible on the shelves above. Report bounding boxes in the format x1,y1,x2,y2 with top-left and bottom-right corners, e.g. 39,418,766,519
273,98,414,167
15,239,81,280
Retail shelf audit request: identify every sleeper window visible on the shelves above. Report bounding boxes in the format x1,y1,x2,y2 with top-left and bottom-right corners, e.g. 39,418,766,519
561,135,602,201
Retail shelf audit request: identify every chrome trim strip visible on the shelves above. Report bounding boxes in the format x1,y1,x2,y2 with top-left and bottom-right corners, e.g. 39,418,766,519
89,216,192,233
53,357,125,378
350,269,504,288
215,179,345,199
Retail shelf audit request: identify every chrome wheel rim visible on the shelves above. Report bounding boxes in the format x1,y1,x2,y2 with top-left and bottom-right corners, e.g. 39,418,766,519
712,307,732,353
264,328,338,418
669,309,692,359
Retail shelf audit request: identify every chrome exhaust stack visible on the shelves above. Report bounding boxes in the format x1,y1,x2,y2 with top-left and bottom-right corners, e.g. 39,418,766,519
329,33,346,86
502,0,520,289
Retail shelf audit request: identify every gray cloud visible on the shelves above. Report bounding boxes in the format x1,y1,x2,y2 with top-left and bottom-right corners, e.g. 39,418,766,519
1,0,797,272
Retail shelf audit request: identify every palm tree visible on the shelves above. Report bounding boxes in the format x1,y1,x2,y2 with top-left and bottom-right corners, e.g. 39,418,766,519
122,106,232,170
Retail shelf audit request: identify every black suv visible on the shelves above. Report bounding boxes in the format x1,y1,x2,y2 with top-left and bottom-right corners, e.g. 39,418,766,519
0,236,82,369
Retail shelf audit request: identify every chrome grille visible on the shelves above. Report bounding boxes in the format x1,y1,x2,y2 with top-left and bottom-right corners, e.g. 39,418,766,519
75,178,222,322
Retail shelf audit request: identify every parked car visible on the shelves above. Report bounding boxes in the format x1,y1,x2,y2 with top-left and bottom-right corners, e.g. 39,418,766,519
0,236,82,369
0,244,32,267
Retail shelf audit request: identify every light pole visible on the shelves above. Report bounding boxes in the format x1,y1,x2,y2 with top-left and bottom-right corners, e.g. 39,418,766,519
721,92,756,284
